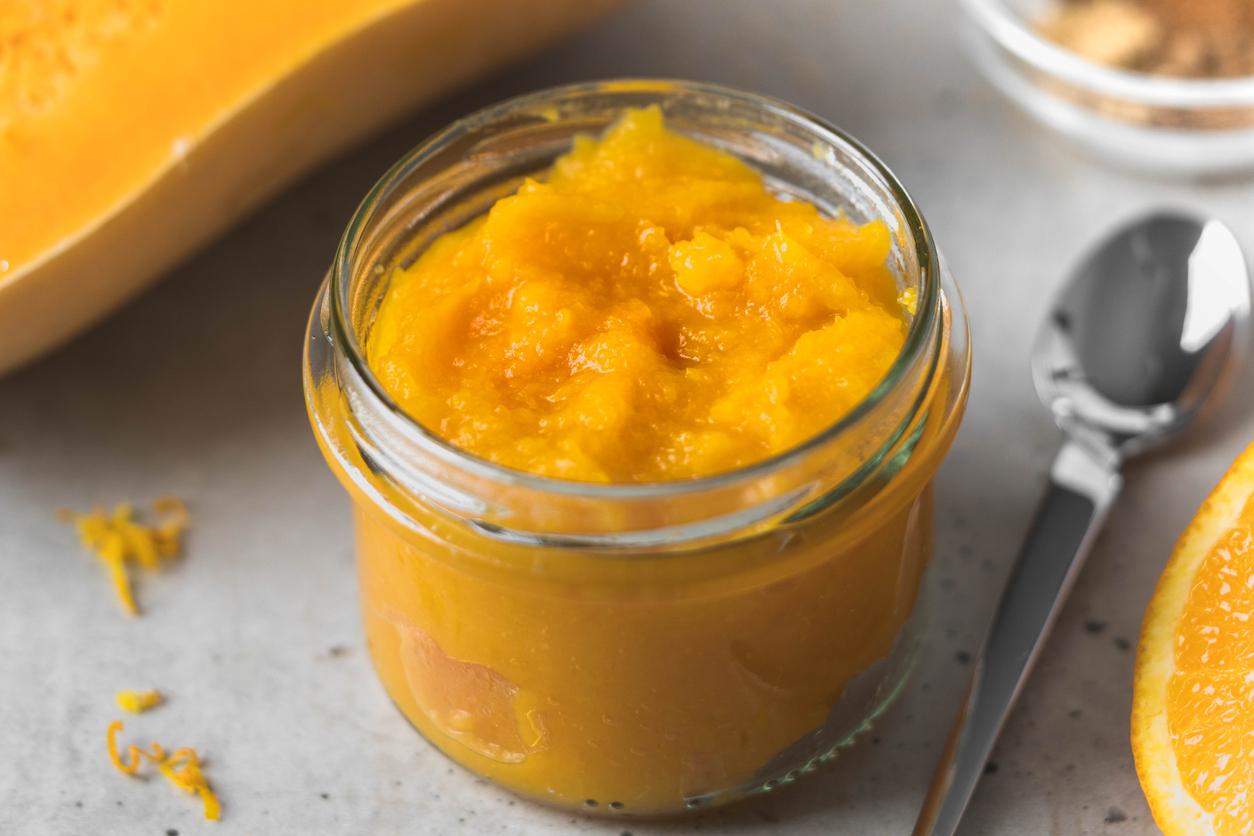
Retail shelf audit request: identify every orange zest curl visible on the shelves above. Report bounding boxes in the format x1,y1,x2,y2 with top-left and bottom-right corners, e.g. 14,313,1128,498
59,497,189,616
107,720,220,821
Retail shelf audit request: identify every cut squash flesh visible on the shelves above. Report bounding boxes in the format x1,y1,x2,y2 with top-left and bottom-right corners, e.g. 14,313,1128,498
0,0,621,374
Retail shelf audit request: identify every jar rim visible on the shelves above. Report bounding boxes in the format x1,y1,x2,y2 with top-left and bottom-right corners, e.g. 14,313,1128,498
328,78,943,500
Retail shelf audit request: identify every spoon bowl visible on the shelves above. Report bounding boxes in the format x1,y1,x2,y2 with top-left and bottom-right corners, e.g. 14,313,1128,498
1033,212,1250,456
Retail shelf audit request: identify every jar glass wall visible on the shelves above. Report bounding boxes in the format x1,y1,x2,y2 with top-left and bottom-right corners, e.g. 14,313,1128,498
304,80,971,816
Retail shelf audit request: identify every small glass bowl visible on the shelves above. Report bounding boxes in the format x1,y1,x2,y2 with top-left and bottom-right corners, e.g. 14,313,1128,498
960,0,1254,175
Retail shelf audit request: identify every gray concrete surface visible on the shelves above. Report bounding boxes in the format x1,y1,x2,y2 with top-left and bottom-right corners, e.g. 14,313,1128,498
4,1,1254,833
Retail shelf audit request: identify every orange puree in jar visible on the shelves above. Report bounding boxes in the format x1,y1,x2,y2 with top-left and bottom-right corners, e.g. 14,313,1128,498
367,106,908,482
306,85,970,818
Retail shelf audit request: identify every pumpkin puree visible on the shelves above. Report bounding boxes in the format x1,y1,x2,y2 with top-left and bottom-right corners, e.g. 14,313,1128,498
340,107,939,813
367,106,907,482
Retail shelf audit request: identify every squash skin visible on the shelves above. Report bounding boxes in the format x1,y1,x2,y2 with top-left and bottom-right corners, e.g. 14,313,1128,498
0,0,622,374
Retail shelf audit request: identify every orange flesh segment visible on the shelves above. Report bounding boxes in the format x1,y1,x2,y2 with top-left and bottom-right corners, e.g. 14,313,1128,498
1169,493,1254,833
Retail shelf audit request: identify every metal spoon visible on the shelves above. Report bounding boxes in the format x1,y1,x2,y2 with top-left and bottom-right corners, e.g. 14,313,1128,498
913,211,1250,836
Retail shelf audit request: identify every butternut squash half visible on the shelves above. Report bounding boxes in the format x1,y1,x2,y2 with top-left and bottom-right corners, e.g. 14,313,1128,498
0,0,621,374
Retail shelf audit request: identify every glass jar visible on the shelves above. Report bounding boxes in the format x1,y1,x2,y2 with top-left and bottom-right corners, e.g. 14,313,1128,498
303,80,971,816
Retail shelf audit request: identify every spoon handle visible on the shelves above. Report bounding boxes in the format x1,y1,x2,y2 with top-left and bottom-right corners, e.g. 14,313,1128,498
912,439,1122,836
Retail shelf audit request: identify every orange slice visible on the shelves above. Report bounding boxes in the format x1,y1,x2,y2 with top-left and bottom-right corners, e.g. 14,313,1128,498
1133,442,1254,835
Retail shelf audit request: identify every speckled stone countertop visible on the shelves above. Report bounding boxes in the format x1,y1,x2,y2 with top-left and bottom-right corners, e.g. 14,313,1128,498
4,2,1254,834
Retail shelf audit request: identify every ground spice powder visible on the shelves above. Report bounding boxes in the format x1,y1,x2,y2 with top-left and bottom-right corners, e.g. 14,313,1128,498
1040,0,1254,79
